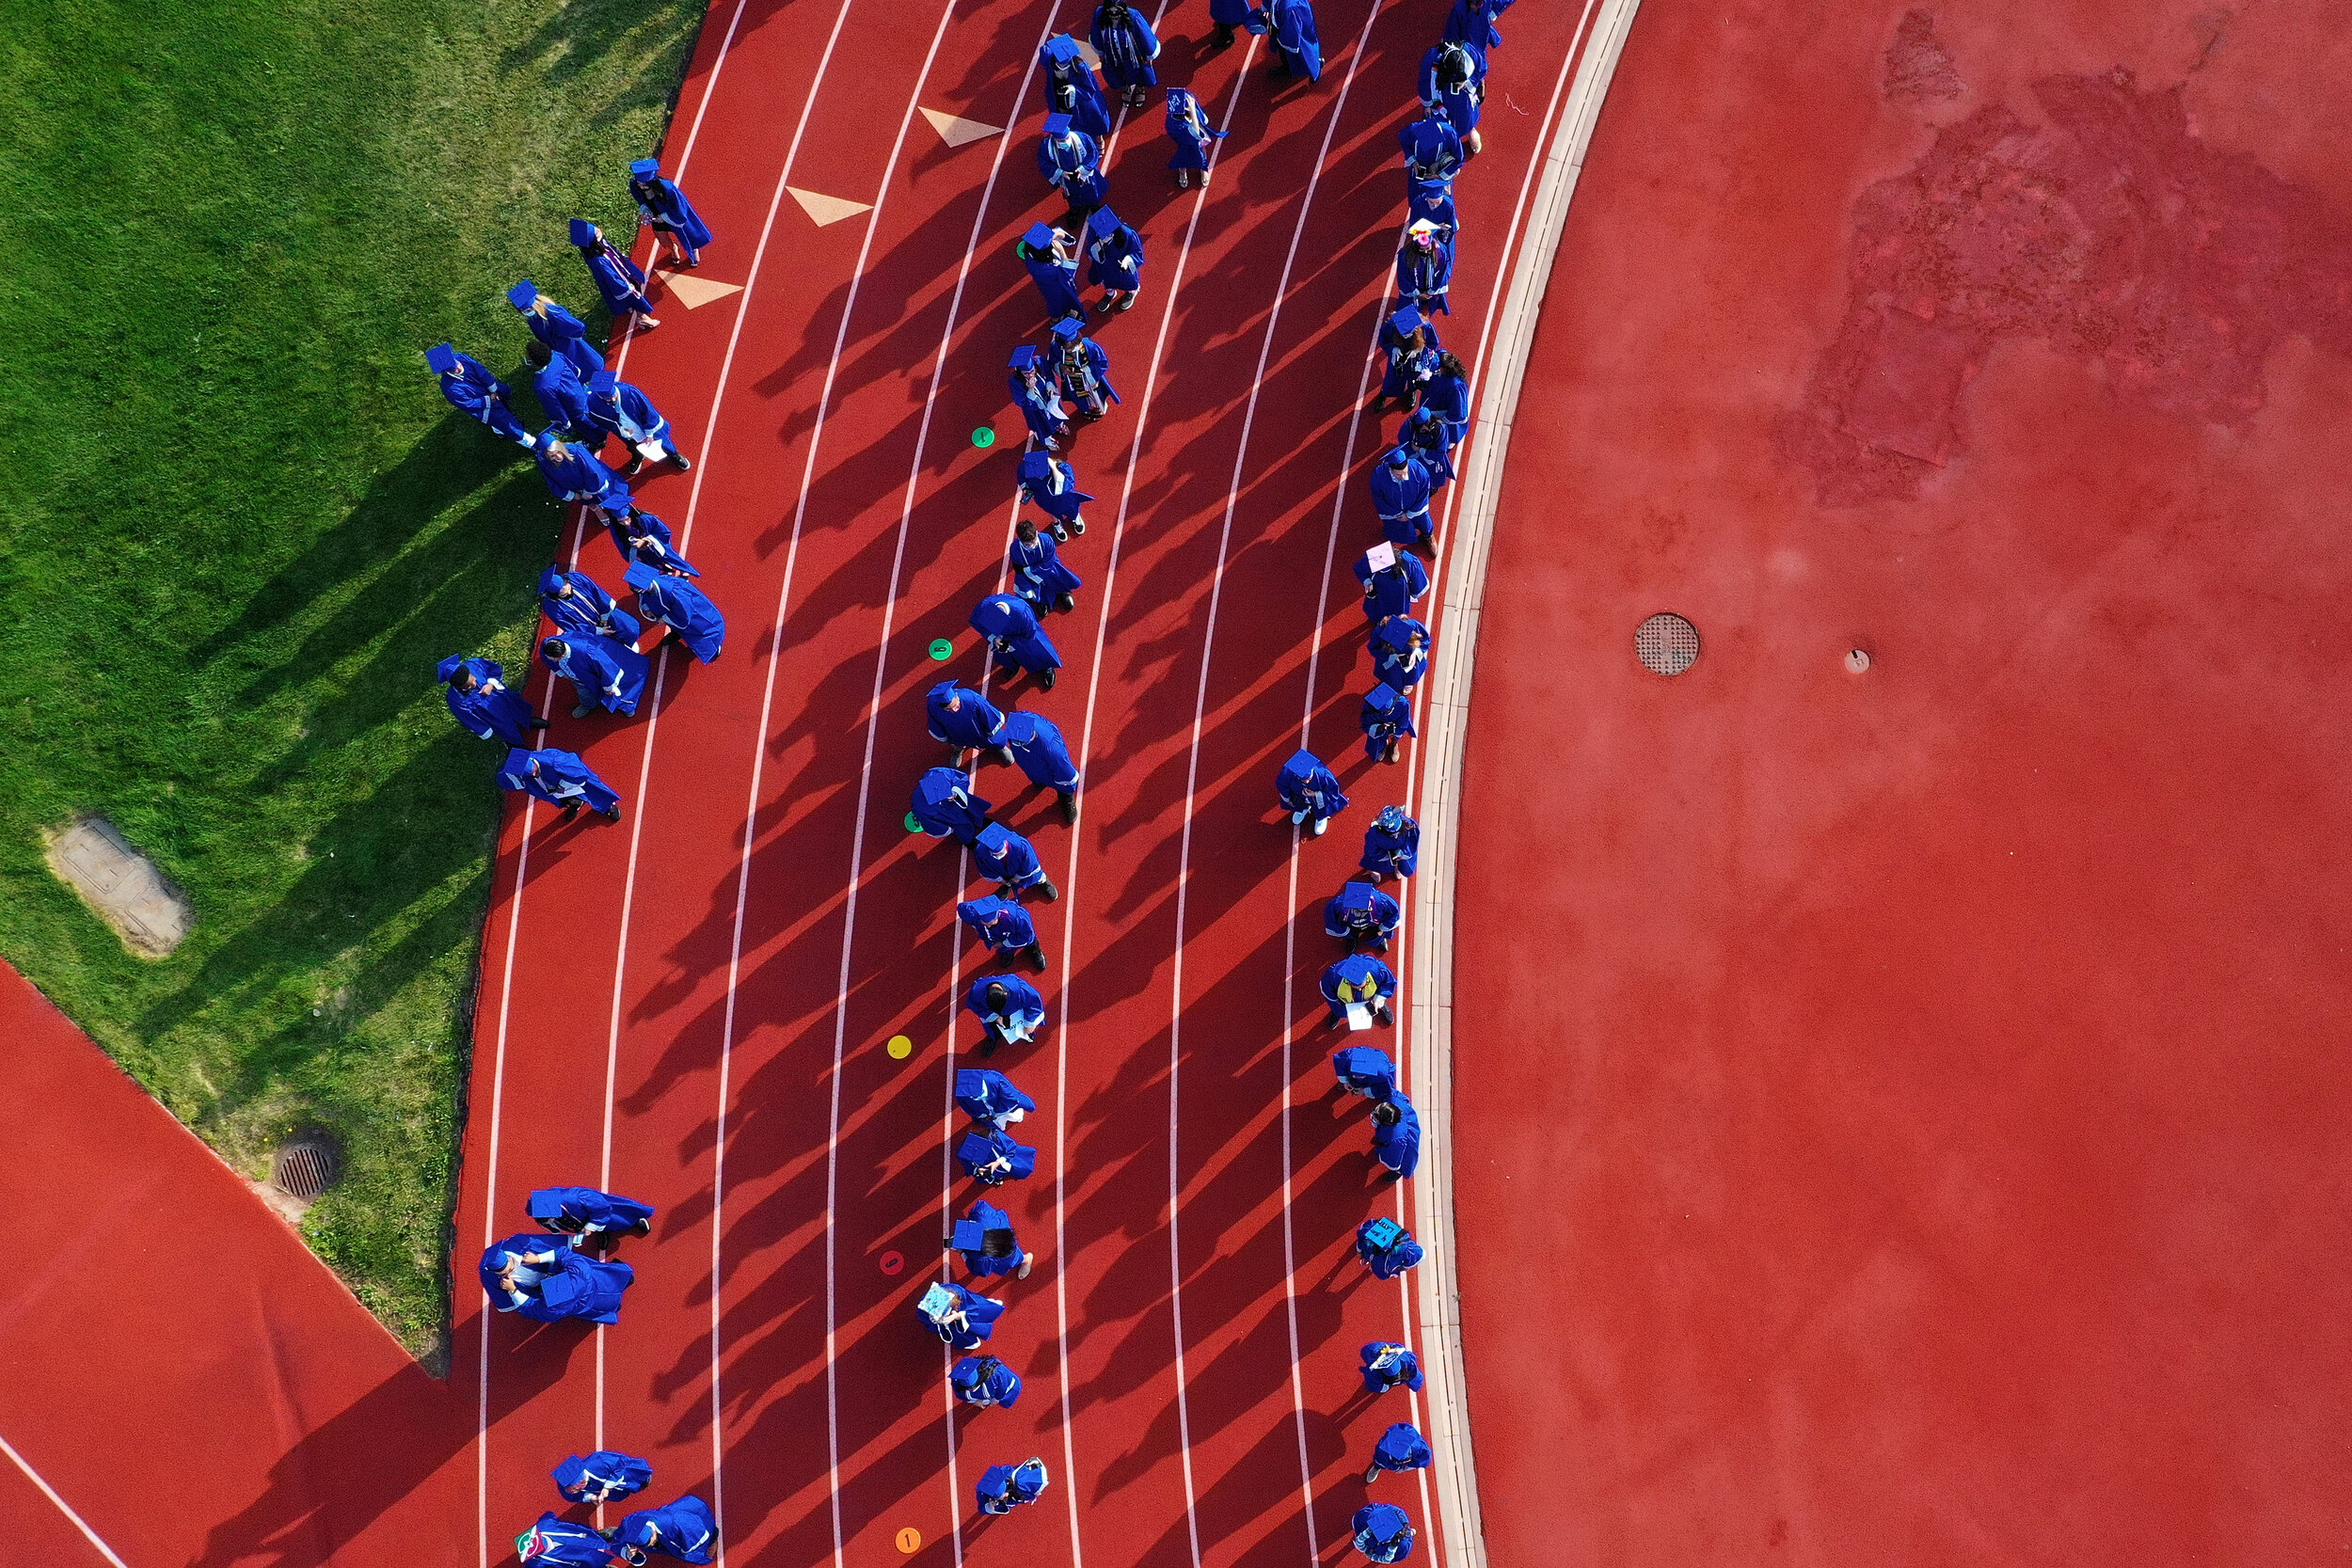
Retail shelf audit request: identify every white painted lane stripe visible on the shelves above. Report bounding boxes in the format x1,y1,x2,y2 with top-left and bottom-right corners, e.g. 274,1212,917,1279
0,1431,132,1568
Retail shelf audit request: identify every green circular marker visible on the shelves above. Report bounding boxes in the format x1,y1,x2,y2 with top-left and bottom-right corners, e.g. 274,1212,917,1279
886,1034,914,1060
905,812,925,834
972,425,995,448
929,638,953,661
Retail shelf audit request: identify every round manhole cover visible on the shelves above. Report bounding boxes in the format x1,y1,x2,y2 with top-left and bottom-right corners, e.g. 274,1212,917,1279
272,1139,338,1201
1635,612,1701,675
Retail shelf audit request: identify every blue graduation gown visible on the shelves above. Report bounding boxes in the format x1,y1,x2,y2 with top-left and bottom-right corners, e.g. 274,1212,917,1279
1356,552,1431,619
1444,0,1511,51
1354,1218,1423,1279
1037,131,1108,208
1277,750,1347,820
958,895,1039,957
1002,711,1080,792
966,971,1047,1040
499,746,623,816
442,656,535,746
1009,365,1069,444
1057,338,1120,407
1361,811,1421,879
542,632,650,716
977,1459,1049,1513
1165,87,1226,171
973,823,1048,892
535,356,593,436
1397,116,1463,180
1325,882,1403,943
912,767,993,844
957,1128,1040,1184
1407,405,1458,484
516,1513,623,1566
952,1354,1025,1408
955,1067,1037,1126
972,594,1063,676
632,171,713,251
552,1450,653,1504
536,437,631,511
1270,0,1322,79
1421,371,1471,446
1396,235,1454,316
1420,41,1487,135
431,346,532,445
1406,171,1458,230
917,1279,1006,1348
616,1497,716,1565
1210,0,1266,24
1373,1422,1433,1472
1089,6,1160,90
1018,454,1094,523
1370,455,1436,546
607,510,701,578
1087,221,1145,293
1371,616,1432,692
540,569,642,643
636,574,725,663
1332,1045,1398,1101
1352,1502,1417,1563
1040,37,1114,136
589,378,673,451
1360,684,1418,759
523,298,606,378
1017,230,1086,320
1009,531,1083,611
952,1198,1026,1278
1322,955,1397,1016
482,1234,634,1323
1373,1092,1422,1179
580,237,656,316
1379,310,1443,400
928,681,1008,750
1359,1341,1425,1393
528,1185,655,1238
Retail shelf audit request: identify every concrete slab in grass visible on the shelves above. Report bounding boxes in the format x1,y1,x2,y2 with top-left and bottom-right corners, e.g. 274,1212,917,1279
43,815,192,958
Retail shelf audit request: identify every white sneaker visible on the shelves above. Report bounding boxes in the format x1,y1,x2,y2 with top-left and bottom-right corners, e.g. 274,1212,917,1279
1311,816,1328,836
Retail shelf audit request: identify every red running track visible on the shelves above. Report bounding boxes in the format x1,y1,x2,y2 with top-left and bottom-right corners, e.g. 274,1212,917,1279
1453,0,2352,1562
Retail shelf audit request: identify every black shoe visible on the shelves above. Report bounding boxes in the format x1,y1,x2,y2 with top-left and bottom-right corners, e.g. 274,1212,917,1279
1054,594,1075,614
1058,791,1079,825
529,718,551,731
602,806,623,821
1040,879,1060,902
1052,522,1070,543
623,457,645,476
571,703,595,720
1069,517,1087,535
1039,668,1057,689
977,1034,999,1058
993,745,1016,768
1375,1005,1394,1027
1027,944,1049,973
561,804,580,821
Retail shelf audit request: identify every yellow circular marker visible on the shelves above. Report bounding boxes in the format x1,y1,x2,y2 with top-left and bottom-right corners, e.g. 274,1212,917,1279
886,1034,914,1059
896,1526,923,1554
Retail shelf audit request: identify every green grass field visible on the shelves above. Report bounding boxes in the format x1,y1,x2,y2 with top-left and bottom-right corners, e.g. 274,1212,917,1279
0,0,704,1355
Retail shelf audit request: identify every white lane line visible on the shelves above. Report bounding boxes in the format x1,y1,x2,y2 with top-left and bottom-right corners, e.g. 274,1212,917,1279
0,1432,131,1568
1050,36,1260,1568
1158,5,1390,1561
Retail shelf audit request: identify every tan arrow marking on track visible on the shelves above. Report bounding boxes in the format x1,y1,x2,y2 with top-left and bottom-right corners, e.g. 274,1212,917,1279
1073,38,1103,71
656,270,745,309
920,107,1004,149
787,186,876,227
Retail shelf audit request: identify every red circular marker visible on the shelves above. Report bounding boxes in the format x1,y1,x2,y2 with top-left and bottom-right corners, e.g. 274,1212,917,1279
880,1250,905,1275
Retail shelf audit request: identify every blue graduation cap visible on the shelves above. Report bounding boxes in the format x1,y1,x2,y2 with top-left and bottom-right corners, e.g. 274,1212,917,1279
1382,444,1414,467
533,428,563,450
537,565,571,595
588,369,619,396
950,1218,986,1252
567,217,600,246
1364,684,1406,716
425,341,460,373
628,157,660,180
1022,221,1059,250
623,561,660,593
1050,317,1085,343
1017,449,1054,482
524,1189,566,1221
916,1282,958,1320
498,745,537,786
1041,34,1081,65
1085,206,1120,239
1389,306,1424,334
437,653,466,682
507,279,540,309
1009,344,1041,371
1361,1215,1406,1251
1375,804,1411,833
1043,112,1074,137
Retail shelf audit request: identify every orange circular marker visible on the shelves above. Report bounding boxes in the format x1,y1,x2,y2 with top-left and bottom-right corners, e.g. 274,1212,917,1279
896,1526,923,1553
887,1034,914,1059
880,1250,904,1275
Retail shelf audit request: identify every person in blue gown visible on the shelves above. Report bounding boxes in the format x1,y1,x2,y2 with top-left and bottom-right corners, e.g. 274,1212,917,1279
1405,401,1457,487
1164,87,1227,190
516,1513,622,1566
1352,1503,1417,1563
1002,710,1081,823
955,1067,1036,1129
958,1128,1037,1185
1010,517,1083,618
916,1279,1005,1350
554,1451,653,1505
570,217,661,332
1268,0,1322,80
912,766,994,847
499,747,624,820
972,593,1064,689
1369,445,1436,553
1322,953,1398,1028
1396,219,1455,317
1359,1340,1424,1394
1354,1216,1423,1279
607,508,700,578
1277,749,1347,835
534,431,633,517
1331,1044,1397,1102
629,158,712,268
427,342,535,448
1374,307,1442,413
1398,111,1463,189
1018,451,1094,541
1360,684,1417,765
1090,2,1161,108
1371,1092,1422,1180
510,280,605,378
1406,165,1458,233
627,562,724,663
542,630,649,719
1419,353,1470,450
588,371,691,474
1361,805,1420,881
1326,881,1403,950
929,680,1011,765
1208,0,1265,52
1050,317,1118,420
966,973,1047,1055
529,342,594,438
1037,115,1109,215
442,655,545,746
950,1197,1032,1279
1371,615,1432,693
530,1186,655,1245
1039,35,1113,136
1363,1421,1433,1483
541,567,643,645
1356,542,1431,620
1445,0,1513,51
481,1233,635,1323
1015,222,1086,324
1008,345,1070,451
974,822,1057,901
1420,39,1488,155
1084,206,1145,313
614,1497,716,1565
959,894,1048,972
952,1354,1025,1409
976,1458,1050,1515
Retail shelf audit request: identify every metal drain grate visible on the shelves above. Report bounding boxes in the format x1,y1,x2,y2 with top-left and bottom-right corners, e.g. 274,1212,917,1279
273,1140,338,1201
1635,612,1701,675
